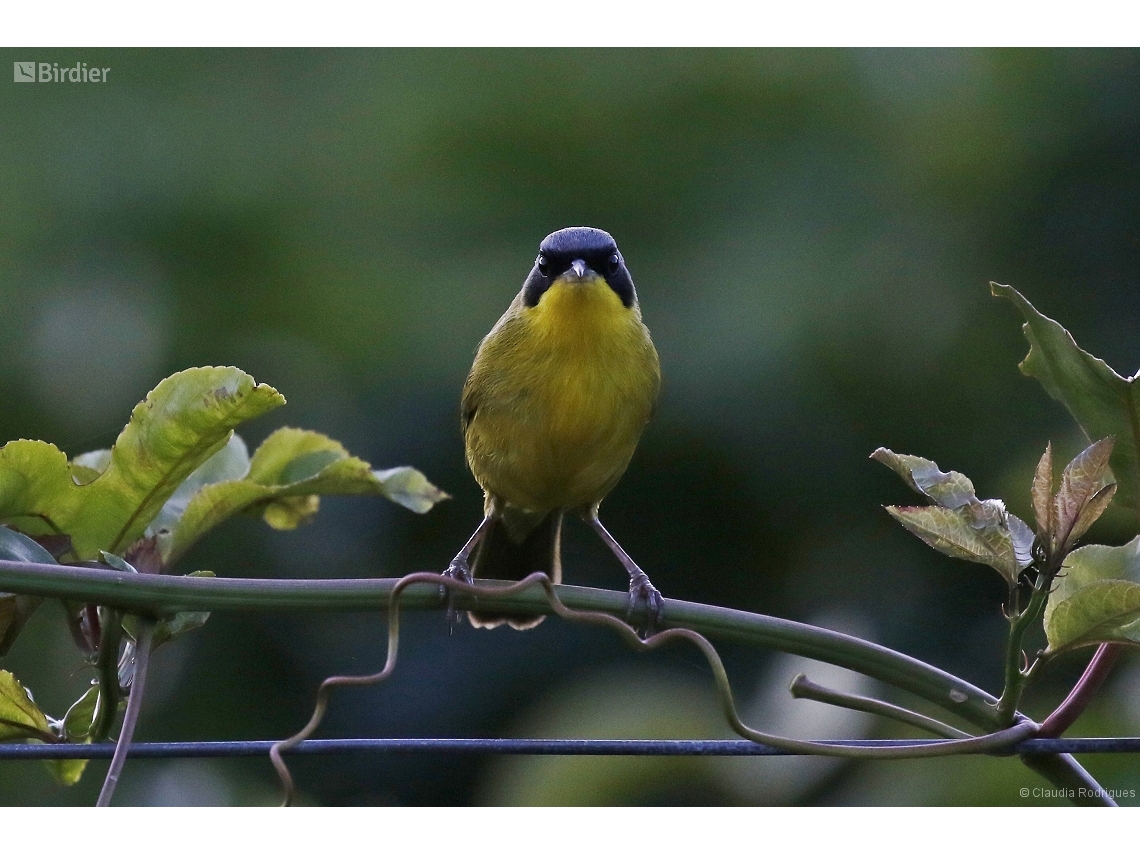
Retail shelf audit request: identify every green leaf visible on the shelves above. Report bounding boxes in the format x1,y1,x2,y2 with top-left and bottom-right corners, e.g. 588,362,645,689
69,449,110,487
99,551,137,574
0,526,58,655
370,467,450,514
161,427,449,563
62,684,99,741
147,434,251,540
41,683,101,786
0,367,285,559
1044,537,1140,652
874,447,1034,583
992,282,1140,512
0,670,52,742
152,607,211,647
45,757,89,787
123,572,213,648
870,448,977,509
886,503,1028,585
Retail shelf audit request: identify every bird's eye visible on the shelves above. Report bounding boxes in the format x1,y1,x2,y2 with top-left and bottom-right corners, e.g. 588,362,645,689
607,253,620,274
537,255,549,276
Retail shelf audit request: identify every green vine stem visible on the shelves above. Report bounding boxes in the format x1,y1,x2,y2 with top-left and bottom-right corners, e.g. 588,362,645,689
789,674,969,739
272,572,1038,806
0,558,1113,805
90,608,124,743
96,619,154,807
0,558,1009,729
996,574,1052,725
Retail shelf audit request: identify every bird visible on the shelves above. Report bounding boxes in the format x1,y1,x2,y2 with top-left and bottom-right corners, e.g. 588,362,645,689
444,226,663,630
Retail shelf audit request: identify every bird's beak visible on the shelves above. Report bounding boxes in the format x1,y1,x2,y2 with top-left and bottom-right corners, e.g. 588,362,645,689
570,259,588,280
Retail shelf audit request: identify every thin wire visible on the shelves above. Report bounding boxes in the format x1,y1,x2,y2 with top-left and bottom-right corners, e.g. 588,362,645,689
1,737,1138,759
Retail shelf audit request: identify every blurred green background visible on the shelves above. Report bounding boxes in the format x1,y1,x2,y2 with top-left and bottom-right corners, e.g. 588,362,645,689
2,48,1139,806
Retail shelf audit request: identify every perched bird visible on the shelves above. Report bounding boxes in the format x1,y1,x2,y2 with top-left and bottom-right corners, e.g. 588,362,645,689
445,226,663,630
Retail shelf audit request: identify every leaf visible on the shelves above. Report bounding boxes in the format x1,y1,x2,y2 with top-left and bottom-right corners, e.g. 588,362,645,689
1044,537,1140,652
1053,437,1115,550
0,526,58,654
0,670,52,742
161,427,449,563
45,757,88,787
42,684,101,786
62,684,99,741
1005,510,1037,570
870,448,977,509
371,467,450,515
992,282,1140,510
0,367,284,559
875,448,1034,583
1032,442,1053,540
886,503,1028,584
151,607,211,647
99,551,137,574
69,449,110,486
0,524,62,565
1069,483,1117,547
146,433,251,541
123,572,213,648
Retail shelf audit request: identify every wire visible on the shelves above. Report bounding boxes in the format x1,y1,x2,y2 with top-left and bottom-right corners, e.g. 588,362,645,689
1,737,1137,759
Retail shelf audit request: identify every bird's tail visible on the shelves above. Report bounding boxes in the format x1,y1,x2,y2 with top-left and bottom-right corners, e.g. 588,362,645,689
467,511,563,630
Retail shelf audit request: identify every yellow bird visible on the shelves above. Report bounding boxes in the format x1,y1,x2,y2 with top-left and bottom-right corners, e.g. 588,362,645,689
446,226,663,630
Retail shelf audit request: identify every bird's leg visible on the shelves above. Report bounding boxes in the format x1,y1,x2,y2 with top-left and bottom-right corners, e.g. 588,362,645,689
446,515,494,584
587,513,664,635
442,514,495,626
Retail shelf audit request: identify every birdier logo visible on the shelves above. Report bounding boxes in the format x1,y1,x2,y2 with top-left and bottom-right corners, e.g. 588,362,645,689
13,61,110,83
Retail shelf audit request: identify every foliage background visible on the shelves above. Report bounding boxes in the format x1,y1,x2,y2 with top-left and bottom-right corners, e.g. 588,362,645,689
1,48,1139,805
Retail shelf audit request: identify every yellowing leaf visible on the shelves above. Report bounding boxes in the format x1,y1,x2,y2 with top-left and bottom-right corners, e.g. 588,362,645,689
45,757,89,787
43,684,102,786
0,670,52,742
0,367,284,559
62,684,99,742
147,434,251,541
161,427,449,563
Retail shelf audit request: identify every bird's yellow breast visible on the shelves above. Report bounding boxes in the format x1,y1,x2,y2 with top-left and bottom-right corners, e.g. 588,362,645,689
463,276,660,517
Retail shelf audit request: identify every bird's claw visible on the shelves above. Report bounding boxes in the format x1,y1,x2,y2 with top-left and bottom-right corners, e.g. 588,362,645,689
441,558,474,629
626,571,664,637
442,557,474,586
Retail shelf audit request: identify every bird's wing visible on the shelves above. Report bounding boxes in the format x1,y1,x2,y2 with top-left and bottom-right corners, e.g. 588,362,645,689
460,369,479,437
461,295,526,439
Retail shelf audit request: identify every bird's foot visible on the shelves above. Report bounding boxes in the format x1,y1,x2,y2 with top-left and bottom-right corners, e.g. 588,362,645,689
627,571,664,637
441,558,474,630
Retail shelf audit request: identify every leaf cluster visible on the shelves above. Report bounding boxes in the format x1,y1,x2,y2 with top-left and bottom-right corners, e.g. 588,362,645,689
878,285,1140,660
0,366,447,785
